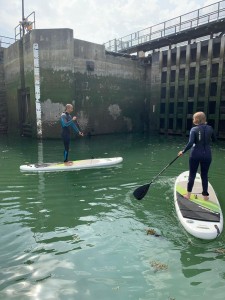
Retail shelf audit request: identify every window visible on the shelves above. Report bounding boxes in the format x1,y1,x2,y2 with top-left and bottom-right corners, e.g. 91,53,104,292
161,71,167,83
170,70,176,82
188,85,194,97
211,63,219,77
189,67,195,80
210,82,217,96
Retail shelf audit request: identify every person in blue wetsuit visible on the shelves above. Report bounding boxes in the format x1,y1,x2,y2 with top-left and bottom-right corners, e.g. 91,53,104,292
178,112,216,200
61,104,84,165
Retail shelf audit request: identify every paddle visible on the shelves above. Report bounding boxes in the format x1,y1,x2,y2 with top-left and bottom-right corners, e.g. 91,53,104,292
133,155,180,200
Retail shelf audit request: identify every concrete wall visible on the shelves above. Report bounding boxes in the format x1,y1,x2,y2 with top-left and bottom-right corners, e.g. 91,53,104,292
153,36,225,138
3,28,148,138
0,48,8,133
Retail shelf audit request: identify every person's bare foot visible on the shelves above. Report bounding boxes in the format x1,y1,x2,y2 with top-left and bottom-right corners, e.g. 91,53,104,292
64,161,73,166
183,192,191,199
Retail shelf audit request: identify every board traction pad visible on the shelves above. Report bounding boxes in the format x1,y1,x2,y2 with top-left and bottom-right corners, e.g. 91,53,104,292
176,192,220,222
176,185,220,213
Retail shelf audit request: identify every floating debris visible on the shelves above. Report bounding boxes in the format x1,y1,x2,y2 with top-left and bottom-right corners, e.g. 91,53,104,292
215,248,225,254
150,260,168,272
146,228,161,237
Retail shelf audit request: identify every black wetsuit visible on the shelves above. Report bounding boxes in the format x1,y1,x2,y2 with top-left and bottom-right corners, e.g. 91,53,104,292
182,124,216,196
60,112,79,162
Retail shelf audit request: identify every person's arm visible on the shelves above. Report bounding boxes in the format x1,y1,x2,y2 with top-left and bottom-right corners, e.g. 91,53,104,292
71,122,80,134
178,128,195,156
61,114,74,127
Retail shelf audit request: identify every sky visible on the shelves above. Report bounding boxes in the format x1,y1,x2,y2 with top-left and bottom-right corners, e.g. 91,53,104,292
0,0,221,46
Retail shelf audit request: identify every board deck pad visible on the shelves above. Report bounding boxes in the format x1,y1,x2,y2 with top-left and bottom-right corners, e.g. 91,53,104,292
176,185,220,213
176,192,220,222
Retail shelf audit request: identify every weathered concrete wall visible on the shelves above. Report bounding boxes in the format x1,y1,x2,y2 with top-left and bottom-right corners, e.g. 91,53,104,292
4,28,148,138
71,39,147,136
0,48,8,133
3,41,22,134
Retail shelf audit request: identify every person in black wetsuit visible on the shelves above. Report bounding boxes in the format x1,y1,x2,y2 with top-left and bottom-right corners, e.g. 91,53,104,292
60,104,84,165
178,112,216,200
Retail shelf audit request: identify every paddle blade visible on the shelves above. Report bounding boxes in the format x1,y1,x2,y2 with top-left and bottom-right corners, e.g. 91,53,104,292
133,183,150,200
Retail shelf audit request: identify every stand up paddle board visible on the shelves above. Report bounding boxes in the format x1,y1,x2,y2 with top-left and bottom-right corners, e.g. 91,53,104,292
174,171,223,240
20,157,123,172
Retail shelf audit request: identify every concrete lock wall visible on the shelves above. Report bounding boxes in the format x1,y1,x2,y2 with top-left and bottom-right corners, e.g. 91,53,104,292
3,28,149,138
0,47,8,133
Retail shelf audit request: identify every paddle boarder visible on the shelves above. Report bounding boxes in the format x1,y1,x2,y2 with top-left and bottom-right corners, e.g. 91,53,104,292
178,111,216,200
60,104,84,165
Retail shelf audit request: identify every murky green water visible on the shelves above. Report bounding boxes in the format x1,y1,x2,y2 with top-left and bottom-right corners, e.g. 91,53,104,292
0,133,225,300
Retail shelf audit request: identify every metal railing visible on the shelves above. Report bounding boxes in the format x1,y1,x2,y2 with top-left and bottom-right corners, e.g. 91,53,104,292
15,11,36,41
0,35,15,47
104,0,225,53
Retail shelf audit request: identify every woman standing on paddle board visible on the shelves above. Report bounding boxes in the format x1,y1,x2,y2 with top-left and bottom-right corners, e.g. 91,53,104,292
60,104,84,165
178,111,216,200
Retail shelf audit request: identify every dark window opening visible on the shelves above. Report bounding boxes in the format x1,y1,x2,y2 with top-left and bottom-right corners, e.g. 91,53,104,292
221,82,225,98
188,84,194,97
189,67,196,80
198,83,205,97
170,86,175,98
199,65,207,79
188,102,194,114
187,119,193,131
169,102,174,114
220,101,225,114
162,54,167,67
161,87,166,99
180,50,186,64
219,120,225,133
171,52,176,65
161,71,167,83
168,118,173,129
200,45,208,60
179,68,185,80
213,42,220,58
190,48,197,62
211,63,219,77
210,82,217,96
178,85,184,99
176,118,182,130
160,103,165,113
177,102,183,114
170,70,176,82
86,61,95,71
197,101,204,111
208,101,216,114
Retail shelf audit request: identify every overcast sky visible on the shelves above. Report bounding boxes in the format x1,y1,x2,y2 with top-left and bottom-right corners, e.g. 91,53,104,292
0,0,221,46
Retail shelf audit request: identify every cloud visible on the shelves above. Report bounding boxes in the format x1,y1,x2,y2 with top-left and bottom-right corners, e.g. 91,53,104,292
0,0,221,45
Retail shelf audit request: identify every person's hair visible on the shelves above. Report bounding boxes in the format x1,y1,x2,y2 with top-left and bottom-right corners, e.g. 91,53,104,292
65,104,73,111
193,111,207,125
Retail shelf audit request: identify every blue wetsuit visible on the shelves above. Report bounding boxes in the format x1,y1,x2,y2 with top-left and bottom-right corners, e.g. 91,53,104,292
182,124,216,196
60,112,80,162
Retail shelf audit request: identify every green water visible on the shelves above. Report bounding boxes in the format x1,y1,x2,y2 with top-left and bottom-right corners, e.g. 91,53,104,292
0,133,225,300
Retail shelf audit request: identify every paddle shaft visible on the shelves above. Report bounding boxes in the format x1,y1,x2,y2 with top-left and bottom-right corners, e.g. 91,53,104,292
149,155,179,185
133,155,180,200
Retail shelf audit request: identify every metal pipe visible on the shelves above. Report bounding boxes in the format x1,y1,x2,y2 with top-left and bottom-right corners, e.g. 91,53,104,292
22,0,25,36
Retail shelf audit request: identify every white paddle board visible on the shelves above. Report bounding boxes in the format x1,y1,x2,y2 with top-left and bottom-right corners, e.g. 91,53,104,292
174,171,223,240
20,157,123,172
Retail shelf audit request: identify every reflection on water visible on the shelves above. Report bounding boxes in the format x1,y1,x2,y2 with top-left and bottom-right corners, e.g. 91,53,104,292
0,134,225,299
